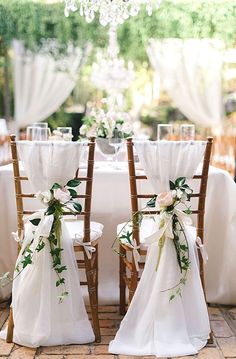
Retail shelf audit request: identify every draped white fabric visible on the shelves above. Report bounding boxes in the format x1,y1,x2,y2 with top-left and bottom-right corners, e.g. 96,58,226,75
109,141,210,357
0,141,95,347
147,39,224,134
16,141,85,192
134,140,206,193
13,40,85,128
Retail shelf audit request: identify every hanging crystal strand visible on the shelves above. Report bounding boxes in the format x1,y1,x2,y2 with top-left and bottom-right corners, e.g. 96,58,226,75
108,24,119,60
64,0,160,26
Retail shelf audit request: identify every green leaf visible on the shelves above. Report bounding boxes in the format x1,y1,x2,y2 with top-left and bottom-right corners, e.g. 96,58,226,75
147,195,157,208
55,265,67,273
67,179,81,187
53,256,61,267
175,177,186,187
68,188,77,198
169,294,175,301
51,247,63,257
48,234,57,245
169,180,175,190
133,212,143,226
36,241,45,252
29,218,41,226
184,208,192,215
25,247,33,254
52,183,61,189
46,206,55,215
72,202,82,213
22,254,32,268
56,278,65,287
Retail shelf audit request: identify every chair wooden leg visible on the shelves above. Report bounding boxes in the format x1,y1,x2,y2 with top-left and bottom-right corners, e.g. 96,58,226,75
95,244,98,302
6,307,14,343
207,330,214,345
119,245,126,315
84,248,101,343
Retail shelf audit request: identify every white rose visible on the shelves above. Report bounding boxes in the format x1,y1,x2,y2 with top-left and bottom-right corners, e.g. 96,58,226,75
54,188,71,204
63,133,73,141
53,130,63,137
79,124,87,136
171,190,177,198
122,122,133,134
35,190,52,204
87,127,97,138
180,192,188,203
185,188,192,195
176,188,183,199
116,123,123,131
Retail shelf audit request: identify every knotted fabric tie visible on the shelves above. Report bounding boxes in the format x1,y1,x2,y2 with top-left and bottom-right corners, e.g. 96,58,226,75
74,234,96,259
123,238,140,272
25,210,54,237
11,231,24,243
196,236,208,264
142,208,192,245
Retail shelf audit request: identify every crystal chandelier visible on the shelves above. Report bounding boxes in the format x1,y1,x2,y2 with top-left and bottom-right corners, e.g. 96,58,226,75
91,25,135,93
64,0,161,26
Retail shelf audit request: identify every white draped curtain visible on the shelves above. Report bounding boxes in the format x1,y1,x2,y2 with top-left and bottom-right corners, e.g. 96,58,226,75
13,40,88,128
147,39,225,134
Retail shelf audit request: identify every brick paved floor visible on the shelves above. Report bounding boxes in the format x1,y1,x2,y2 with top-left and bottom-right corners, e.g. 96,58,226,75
1,303,236,359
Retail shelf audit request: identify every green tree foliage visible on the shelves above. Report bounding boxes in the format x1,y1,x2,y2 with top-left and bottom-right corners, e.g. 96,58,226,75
0,0,235,62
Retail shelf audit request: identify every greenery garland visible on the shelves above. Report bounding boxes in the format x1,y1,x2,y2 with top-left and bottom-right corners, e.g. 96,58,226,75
115,177,194,301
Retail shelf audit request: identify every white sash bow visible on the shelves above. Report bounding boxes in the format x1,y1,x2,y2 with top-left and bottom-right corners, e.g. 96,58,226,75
196,236,208,264
142,208,192,246
12,209,54,244
25,210,54,238
123,238,141,272
74,234,96,259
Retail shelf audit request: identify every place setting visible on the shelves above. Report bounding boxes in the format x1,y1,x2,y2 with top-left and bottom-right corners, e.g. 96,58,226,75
0,1,236,359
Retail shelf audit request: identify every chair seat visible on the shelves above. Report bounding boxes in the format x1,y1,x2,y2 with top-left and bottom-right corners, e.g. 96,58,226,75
117,215,159,250
64,219,104,244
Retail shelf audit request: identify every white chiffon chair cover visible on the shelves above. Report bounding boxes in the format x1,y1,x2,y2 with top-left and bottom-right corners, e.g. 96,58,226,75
109,141,210,357
0,141,95,347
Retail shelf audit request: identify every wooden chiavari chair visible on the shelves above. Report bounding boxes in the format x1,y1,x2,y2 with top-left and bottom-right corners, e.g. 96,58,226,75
119,137,213,331
7,135,101,343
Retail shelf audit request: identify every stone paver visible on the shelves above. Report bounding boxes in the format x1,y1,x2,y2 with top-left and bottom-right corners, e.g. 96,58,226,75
212,320,234,338
67,356,115,359
198,347,223,358
217,337,236,357
8,346,37,359
40,345,90,355
0,340,14,356
1,305,236,358
35,356,66,359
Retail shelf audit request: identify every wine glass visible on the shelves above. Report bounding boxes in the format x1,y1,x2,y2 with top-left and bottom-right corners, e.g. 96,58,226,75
157,124,173,141
109,128,123,169
180,124,195,141
26,126,50,141
32,122,48,129
57,127,73,141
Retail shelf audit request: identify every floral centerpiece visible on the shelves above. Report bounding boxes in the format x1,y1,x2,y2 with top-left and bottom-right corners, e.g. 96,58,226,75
80,109,133,155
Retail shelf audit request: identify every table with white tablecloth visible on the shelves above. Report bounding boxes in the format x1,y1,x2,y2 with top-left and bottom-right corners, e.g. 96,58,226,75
1,162,236,305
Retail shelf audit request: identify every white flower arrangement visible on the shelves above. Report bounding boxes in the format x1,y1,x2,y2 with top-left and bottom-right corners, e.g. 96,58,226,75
80,109,133,139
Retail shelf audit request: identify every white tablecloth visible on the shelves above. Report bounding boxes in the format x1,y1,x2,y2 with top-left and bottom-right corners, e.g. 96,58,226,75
1,162,236,305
